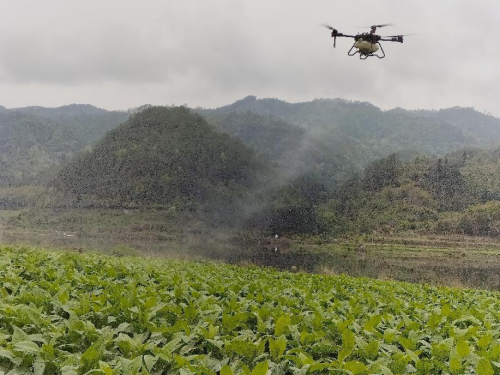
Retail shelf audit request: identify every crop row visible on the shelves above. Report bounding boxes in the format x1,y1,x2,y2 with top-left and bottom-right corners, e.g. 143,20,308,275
1,246,500,374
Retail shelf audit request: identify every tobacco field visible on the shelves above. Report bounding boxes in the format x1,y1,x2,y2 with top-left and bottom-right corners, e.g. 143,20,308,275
1,246,500,374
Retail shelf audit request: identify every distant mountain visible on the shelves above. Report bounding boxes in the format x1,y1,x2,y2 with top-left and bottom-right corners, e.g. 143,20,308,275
400,107,500,145
200,97,500,173
0,104,129,186
198,96,500,187
13,103,109,116
55,107,266,221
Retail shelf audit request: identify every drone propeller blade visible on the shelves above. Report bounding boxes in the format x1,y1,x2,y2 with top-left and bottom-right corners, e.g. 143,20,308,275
321,23,336,30
360,23,394,28
321,24,340,48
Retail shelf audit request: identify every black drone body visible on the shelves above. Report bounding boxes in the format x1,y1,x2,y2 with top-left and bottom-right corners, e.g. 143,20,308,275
323,23,408,59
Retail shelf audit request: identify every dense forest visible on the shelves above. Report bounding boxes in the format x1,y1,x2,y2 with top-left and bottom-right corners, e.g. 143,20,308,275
0,104,128,186
199,96,500,187
5,97,500,238
319,149,500,237
54,107,267,225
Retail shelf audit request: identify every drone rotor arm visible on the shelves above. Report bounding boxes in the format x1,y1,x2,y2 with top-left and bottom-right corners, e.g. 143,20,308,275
380,37,403,43
360,23,394,29
333,34,356,47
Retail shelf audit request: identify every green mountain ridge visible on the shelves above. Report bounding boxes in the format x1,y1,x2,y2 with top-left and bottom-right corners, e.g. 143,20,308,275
199,96,500,187
0,104,129,186
54,106,267,225
3,97,499,189
7,97,500,237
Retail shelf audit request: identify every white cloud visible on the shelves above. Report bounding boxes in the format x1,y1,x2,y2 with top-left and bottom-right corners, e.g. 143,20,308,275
0,0,498,115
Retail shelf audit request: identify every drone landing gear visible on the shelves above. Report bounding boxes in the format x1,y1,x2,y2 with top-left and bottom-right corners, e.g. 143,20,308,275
348,42,385,59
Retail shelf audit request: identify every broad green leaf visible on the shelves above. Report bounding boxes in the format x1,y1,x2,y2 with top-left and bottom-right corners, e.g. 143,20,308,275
121,356,143,375
344,361,367,374
449,349,461,374
251,360,269,375
441,304,452,317
399,336,414,351
456,339,470,358
365,341,379,360
298,352,315,366
339,329,355,361
300,330,308,345
384,329,396,343
144,295,157,309
11,327,29,344
99,361,113,375
220,365,234,375
369,314,382,327
34,359,46,375
477,358,494,375
61,366,78,375
406,349,420,364
269,335,287,360
14,341,41,354
143,355,158,372
59,288,70,304
478,333,493,350
0,349,22,365
81,336,108,372
275,315,291,336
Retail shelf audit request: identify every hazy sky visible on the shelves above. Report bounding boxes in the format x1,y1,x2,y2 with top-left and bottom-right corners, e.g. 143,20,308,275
0,1,498,114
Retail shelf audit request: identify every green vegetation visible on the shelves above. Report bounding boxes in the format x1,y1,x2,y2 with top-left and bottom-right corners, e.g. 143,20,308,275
6,102,500,239
54,107,266,225
201,96,500,169
0,105,128,187
2,246,500,374
6,98,500,238
319,148,500,237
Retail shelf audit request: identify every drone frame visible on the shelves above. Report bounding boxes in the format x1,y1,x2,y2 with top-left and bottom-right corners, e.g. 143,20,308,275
326,25,404,60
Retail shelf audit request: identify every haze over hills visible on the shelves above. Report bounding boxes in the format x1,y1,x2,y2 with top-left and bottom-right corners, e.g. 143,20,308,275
35,100,500,237
202,96,500,162
4,96,500,227
2,96,500,190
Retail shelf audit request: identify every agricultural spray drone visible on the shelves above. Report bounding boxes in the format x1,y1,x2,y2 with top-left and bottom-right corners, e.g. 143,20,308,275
322,23,411,59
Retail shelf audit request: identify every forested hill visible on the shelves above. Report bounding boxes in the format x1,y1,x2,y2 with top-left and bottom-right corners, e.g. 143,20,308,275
0,104,129,186
400,107,500,144
5,97,498,190
55,106,266,222
319,147,500,237
199,97,500,175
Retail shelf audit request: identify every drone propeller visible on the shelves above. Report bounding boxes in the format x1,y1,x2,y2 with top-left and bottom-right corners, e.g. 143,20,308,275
321,24,340,47
321,23,337,30
361,23,394,28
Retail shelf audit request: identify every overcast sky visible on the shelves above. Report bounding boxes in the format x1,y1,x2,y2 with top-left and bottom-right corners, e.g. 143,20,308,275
0,1,498,115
